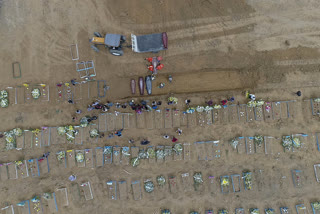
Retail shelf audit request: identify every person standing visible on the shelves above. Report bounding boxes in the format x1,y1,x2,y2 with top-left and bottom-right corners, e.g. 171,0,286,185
159,83,165,88
172,137,178,143
115,129,123,137
296,91,302,96
248,94,256,101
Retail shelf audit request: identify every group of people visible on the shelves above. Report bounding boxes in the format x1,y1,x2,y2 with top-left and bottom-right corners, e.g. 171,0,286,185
158,75,173,89
145,56,174,89
162,128,182,143
129,100,162,114
85,100,131,113
72,98,167,122
106,129,124,139
87,100,114,112
145,56,164,74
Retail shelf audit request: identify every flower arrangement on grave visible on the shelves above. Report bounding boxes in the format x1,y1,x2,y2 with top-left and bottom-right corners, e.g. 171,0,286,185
147,147,156,159
31,88,41,99
254,135,264,147
161,209,171,214
13,128,23,137
4,132,15,150
243,171,252,190
156,148,165,159
144,180,154,193
130,157,140,167
56,151,65,162
221,177,230,187
57,127,66,136
247,100,256,107
168,97,178,104
193,172,203,184
89,128,99,138
138,149,148,159
31,196,41,213
173,143,183,155
247,100,265,107
250,208,259,214
0,98,8,108
32,129,40,136
204,106,213,112
4,128,24,150
186,107,195,114
0,90,8,108
57,125,77,143
265,209,275,214
314,98,320,103
122,148,130,157
113,148,120,158
256,100,265,106
219,209,229,214
80,117,89,127
157,175,166,186
104,146,112,154
164,147,173,157
196,106,204,112
213,104,222,109
282,136,293,150
230,138,239,149
15,160,23,168
43,193,53,200
65,126,76,142
312,202,320,210
76,152,84,163
292,137,301,148
0,90,8,99
31,196,40,202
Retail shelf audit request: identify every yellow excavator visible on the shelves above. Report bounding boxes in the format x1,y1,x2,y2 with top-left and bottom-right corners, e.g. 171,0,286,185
90,31,168,56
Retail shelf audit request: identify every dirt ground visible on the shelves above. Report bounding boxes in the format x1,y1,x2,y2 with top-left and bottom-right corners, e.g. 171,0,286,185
1,0,320,213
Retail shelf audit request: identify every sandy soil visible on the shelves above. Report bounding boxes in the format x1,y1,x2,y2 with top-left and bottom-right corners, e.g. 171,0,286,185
1,0,320,213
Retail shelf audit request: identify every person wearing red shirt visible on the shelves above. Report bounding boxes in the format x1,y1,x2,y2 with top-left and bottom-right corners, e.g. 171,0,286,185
221,100,228,106
148,65,154,72
145,57,153,62
156,64,164,70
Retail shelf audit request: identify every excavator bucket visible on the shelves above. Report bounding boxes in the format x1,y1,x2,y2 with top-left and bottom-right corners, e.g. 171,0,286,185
90,37,105,44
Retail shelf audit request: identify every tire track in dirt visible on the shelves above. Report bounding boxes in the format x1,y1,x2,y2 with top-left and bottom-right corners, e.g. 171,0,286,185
125,13,258,31
166,32,253,57
159,14,265,56
90,0,132,34
42,26,72,65
167,24,320,58
274,59,320,66
167,15,262,41
164,7,320,56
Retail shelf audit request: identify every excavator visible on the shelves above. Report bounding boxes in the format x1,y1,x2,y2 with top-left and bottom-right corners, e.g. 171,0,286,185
90,32,168,56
